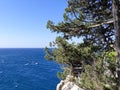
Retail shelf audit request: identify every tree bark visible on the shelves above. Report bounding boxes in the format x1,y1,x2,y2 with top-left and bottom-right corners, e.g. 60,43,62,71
112,0,120,90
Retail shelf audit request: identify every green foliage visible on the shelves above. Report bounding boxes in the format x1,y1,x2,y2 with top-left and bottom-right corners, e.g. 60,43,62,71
105,52,116,76
45,47,54,60
45,36,96,66
57,68,70,80
79,65,99,90
77,52,117,90
45,0,119,89
47,0,115,51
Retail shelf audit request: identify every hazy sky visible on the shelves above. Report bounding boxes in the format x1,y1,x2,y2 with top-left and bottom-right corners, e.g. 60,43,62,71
0,0,67,48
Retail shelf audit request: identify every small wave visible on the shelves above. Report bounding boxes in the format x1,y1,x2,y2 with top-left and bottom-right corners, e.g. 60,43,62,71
13,82,19,88
35,62,38,65
24,63,29,66
15,84,18,88
0,71,3,74
31,61,39,65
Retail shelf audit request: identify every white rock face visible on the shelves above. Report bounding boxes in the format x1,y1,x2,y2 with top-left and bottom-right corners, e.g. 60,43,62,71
71,84,83,90
56,75,84,90
56,80,64,90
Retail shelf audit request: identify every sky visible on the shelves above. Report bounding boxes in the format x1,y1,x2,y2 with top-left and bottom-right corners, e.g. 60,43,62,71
0,0,67,48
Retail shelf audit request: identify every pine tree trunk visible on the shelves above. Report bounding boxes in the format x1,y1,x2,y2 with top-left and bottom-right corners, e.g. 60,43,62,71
112,0,120,89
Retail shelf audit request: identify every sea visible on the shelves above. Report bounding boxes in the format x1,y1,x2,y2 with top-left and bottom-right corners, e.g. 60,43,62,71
0,48,60,90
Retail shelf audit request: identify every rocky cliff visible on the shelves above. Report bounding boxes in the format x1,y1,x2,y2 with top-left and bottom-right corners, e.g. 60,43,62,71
56,75,84,90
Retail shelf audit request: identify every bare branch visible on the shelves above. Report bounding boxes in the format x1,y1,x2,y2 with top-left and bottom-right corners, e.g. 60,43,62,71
89,19,114,28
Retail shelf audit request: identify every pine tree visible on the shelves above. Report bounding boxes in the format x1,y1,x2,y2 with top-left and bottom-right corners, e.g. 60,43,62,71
46,0,120,89
47,0,114,51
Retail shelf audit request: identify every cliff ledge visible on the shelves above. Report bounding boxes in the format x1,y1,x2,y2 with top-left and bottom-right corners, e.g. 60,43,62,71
56,75,84,90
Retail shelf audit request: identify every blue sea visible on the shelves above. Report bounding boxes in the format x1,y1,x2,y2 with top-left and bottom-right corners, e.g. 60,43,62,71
0,48,60,90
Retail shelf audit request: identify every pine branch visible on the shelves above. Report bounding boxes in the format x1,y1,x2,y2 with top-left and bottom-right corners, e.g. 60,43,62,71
89,19,114,28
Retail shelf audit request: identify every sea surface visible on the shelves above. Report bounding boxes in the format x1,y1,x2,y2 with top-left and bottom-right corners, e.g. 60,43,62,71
0,48,60,90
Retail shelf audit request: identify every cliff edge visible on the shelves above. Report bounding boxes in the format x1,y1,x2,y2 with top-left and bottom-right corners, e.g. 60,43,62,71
56,75,84,90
